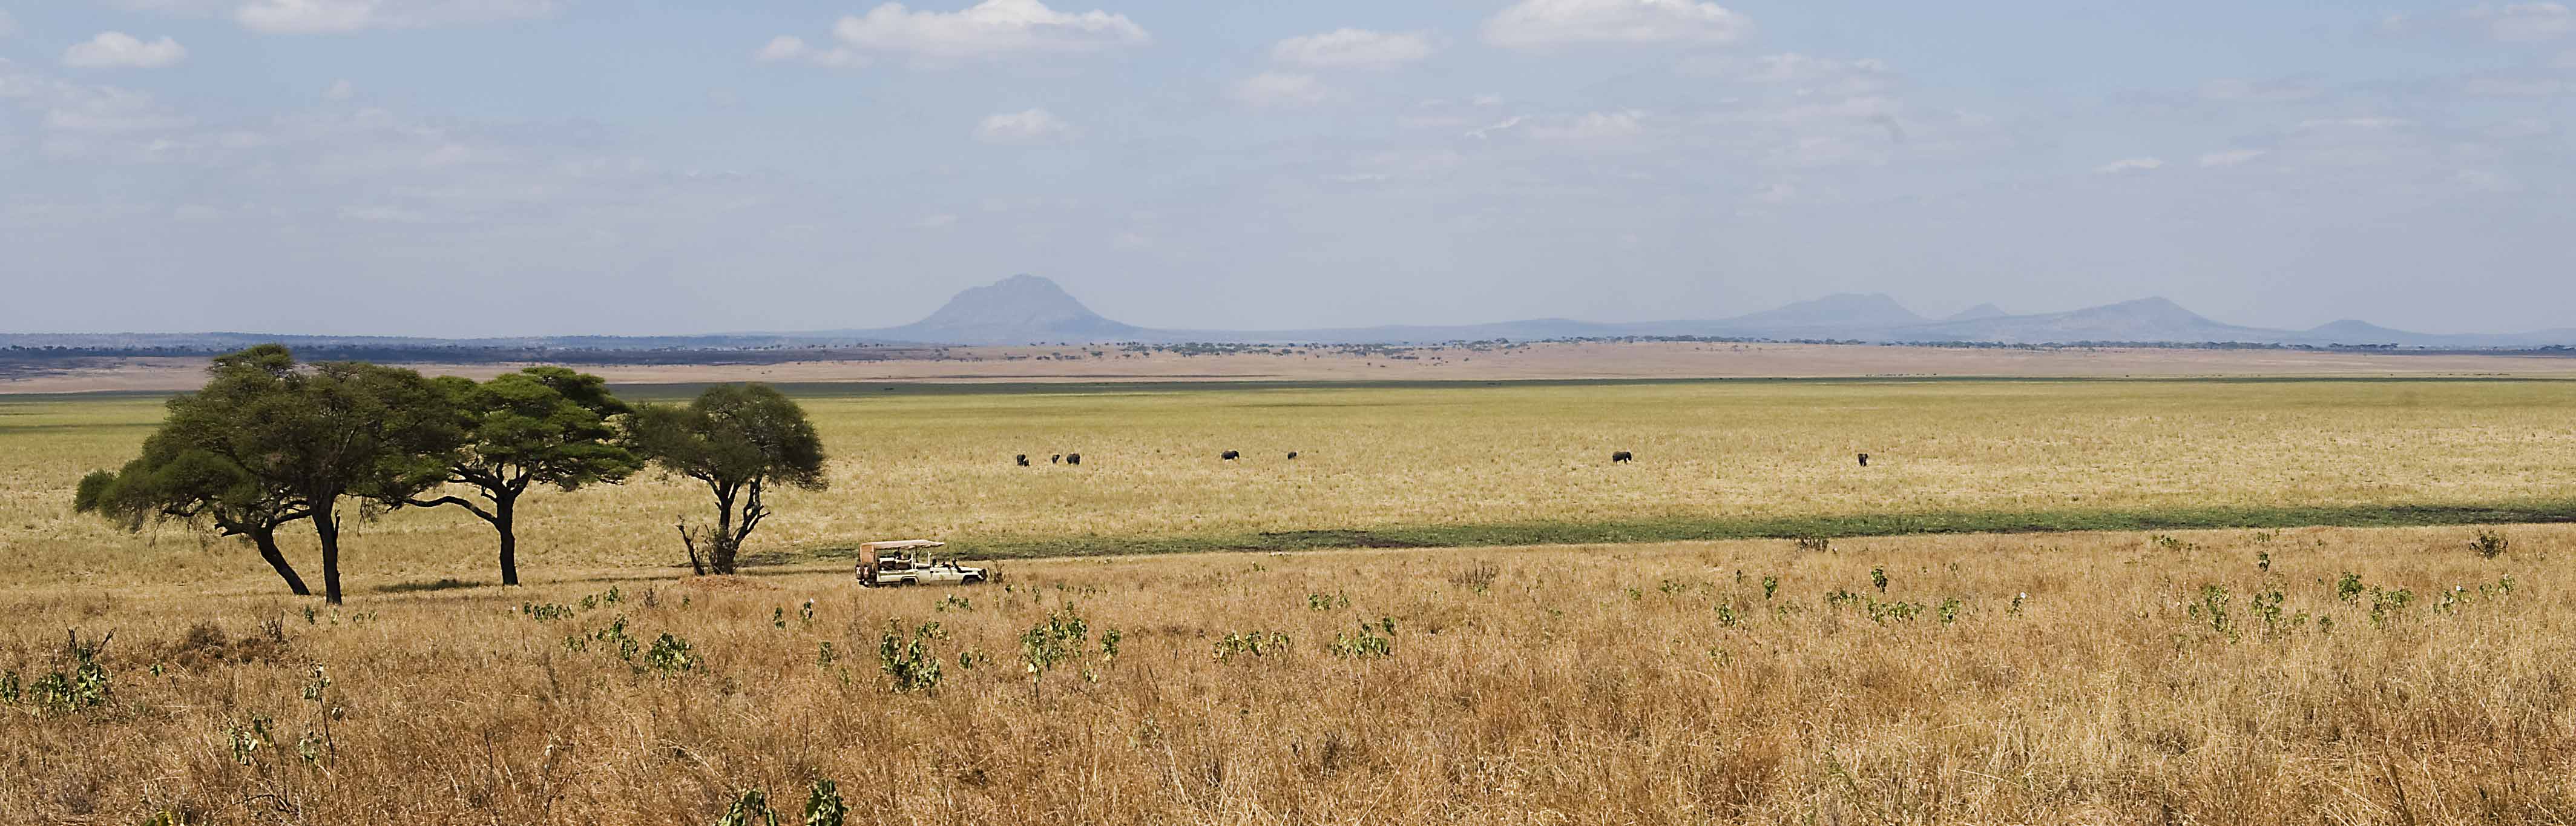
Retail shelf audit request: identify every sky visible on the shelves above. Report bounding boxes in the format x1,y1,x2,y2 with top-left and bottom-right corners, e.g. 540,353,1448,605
1,1,2571,337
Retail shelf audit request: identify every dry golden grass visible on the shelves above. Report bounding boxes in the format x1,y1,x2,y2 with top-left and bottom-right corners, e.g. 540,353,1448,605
5,524,2572,824
5,379,2576,593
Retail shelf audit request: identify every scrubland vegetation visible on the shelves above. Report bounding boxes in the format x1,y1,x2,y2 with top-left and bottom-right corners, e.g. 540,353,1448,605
6,526,2574,823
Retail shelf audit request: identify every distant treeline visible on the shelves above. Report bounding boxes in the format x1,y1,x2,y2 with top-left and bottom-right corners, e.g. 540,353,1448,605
0,344,947,366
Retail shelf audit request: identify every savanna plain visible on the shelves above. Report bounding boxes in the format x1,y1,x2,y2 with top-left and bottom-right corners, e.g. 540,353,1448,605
7,377,2576,824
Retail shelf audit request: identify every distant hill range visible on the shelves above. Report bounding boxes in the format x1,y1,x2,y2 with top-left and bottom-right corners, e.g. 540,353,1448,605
10,274,2574,351
812,274,2576,349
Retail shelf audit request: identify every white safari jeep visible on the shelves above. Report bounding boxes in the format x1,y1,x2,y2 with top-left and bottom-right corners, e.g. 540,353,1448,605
855,540,990,587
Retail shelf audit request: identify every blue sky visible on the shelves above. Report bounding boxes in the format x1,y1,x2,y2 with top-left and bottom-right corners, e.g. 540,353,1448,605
1,1,2570,336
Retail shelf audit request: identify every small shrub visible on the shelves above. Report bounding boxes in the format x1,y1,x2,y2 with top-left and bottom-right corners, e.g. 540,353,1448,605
1761,576,1779,601
2367,587,2415,628
2187,584,2236,641
1450,563,1499,593
25,630,114,714
645,633,700,675
2335,572,2365,603
712,788,780,826
1020,609,1091,680
1792,536,1833,553
1870,567,1888,593
2470,530,2510,559
1330,619,1394,658
803,780,847,826
1214,631,1292,660
520,603,576,622
878,621,944,694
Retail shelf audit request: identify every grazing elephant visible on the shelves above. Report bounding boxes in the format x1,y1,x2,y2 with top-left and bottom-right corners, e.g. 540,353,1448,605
1611,451,1634,464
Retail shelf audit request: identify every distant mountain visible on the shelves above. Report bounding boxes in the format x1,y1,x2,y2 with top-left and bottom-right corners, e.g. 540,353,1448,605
862,274,1146,345
2307,320,2416,345
1944,303,2011,322
821,278,2576,348
1891,297,2290,345
15,274,2576,352
1717,293,1927,333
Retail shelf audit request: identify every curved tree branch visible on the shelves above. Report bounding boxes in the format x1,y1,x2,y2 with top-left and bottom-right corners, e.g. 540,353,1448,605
406,495,499,524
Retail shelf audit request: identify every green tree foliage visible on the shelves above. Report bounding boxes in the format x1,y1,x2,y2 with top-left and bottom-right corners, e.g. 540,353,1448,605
406,367,639,586
73,345,456,603
626,383,827,575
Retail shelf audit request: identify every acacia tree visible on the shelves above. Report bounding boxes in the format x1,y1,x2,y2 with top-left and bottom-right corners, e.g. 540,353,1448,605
75,345,457,603
404,368,639,586
627,383,828,575
257,358,456,603
75,390,319,596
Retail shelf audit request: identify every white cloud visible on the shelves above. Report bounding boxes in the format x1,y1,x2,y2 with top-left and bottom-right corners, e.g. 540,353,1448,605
1229,72,1335,108
324,79,355,100
1682,53,1891,94
1464,115,1526,139
234,0,564,34
2451,169,2522,192
1534,110,1648,143
2198,78,2318,102
62,33,189,69
2388,4,2574,42
341,203,432,223
2094,157,2164,174
2460,72,2564,97
2197,148,2266,167
755,35,866,68
1484,0,1750,49
973,108,1074,144
2472,2,2574,42
831,0,1148,61
1270,28,1433,70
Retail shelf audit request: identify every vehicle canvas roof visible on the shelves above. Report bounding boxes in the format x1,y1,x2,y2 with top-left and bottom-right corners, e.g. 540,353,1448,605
861,540,945,552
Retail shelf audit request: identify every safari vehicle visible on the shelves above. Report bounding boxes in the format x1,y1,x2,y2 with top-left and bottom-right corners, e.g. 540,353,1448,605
855,540,990,587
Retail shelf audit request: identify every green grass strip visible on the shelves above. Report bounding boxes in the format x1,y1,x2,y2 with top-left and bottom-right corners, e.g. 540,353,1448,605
787,500,2576,564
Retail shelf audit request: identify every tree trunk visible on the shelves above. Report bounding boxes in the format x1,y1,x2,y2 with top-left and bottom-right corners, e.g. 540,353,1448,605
314,500,344,605
248,526,312,596
494,492,519,587
711,489,738,575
